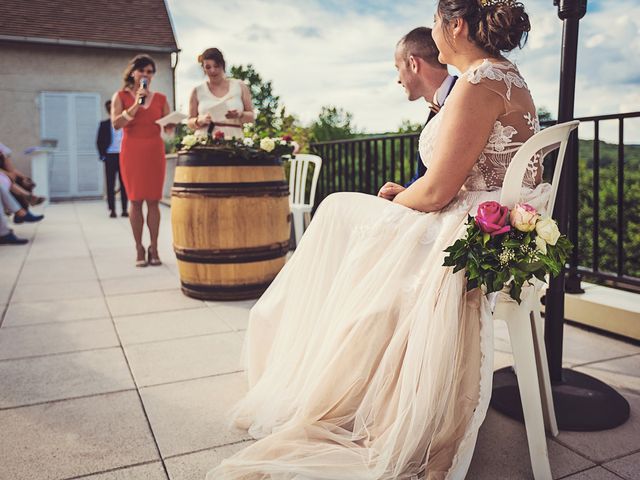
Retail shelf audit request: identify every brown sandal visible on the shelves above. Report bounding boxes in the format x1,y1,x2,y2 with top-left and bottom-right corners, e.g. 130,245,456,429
148,246,162,266
28,194,45,206
136,245,148,267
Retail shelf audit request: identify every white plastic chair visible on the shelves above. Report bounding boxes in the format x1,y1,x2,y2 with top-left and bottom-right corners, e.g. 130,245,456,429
284,154,322,247
494,120,579,480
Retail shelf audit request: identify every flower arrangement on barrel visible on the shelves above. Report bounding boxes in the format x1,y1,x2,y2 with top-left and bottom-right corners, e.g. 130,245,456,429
179,123,296,159
443,201,572,303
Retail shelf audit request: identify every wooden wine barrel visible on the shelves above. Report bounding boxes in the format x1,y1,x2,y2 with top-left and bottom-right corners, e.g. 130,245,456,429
171,148,291,300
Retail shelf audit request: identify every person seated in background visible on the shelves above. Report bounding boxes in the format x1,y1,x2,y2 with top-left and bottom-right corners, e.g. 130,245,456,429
0,209,28,245
0,173,37,245
0,144,45,209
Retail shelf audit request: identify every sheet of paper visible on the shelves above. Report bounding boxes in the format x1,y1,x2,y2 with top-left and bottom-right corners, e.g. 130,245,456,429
206,101,231,119
155,111,187,126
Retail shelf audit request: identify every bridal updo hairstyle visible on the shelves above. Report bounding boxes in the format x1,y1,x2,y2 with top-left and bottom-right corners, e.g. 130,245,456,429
122,54,156,89
198,48,226,70
437,0,530,55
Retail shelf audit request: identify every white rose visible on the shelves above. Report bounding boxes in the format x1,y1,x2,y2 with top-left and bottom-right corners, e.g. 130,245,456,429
535,236,547,255
243,137,254,147
509,203,539,232
182,134,197,147
536,217,561,246
195,132,209,144
260,137,276,152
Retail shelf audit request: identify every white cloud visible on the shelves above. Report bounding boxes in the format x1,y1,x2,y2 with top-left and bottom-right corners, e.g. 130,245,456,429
166,0,640,138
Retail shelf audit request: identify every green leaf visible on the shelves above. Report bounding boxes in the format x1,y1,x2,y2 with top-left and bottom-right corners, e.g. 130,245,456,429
514,261,545,273
510,283,523,304
442,256,456,267
453,264,466,273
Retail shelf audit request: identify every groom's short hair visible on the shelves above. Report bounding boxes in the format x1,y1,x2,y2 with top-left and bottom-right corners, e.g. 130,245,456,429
397,27,446,69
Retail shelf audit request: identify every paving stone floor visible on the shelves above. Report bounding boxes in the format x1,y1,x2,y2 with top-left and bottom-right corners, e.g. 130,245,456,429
1,201,638,480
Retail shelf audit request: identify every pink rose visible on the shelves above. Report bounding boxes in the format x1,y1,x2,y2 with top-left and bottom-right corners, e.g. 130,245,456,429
475,201,511,236
510,203,539,232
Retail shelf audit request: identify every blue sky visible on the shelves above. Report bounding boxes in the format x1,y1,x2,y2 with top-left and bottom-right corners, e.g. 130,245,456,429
166,0,639,139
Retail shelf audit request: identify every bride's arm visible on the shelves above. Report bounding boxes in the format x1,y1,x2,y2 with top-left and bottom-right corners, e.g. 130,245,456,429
393,82,503,212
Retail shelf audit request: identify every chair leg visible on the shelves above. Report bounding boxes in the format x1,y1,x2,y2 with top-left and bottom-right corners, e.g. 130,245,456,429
531,309,559,437
292,210,304,248
506,314,553,480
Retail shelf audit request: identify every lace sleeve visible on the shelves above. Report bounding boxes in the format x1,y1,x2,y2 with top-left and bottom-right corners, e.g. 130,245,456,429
463,60,542,190
465,60,529,115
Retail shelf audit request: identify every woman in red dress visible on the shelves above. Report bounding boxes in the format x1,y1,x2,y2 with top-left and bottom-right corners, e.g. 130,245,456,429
111,54,172,267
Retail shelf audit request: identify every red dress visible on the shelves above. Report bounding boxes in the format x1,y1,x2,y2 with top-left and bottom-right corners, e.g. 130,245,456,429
118,90,166,201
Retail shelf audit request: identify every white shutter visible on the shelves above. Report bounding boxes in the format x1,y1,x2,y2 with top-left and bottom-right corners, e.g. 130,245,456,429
74,94,101,194
41,93,71,197
41,92,102,198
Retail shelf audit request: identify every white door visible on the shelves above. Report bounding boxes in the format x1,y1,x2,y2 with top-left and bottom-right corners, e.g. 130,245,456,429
40,92,102,198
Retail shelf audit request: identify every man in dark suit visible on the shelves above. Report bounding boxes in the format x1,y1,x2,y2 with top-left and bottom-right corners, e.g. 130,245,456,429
96,100,128,217
379,27,457,200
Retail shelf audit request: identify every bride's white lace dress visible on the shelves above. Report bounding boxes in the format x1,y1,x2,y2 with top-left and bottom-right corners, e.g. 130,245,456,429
209,60,549,480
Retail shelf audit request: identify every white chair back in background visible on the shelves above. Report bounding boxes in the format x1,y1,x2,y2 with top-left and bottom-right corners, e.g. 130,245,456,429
283,154,322,247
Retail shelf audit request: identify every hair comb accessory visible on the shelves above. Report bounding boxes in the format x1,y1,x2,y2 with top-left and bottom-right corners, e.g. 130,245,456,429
479,0,516,7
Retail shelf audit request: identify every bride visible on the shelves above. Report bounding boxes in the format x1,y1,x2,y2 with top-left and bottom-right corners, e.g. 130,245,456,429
210,1,542,479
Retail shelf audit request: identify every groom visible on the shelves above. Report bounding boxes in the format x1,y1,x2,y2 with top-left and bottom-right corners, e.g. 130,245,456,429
378,27,457,200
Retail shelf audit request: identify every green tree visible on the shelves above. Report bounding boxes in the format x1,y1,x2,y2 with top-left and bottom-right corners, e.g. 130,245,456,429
537,107,554,123
309,106,357,142
230,64,281,136
396,119,422,134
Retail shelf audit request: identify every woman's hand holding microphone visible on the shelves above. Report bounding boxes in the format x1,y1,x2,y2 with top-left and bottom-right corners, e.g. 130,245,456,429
127,78,148,118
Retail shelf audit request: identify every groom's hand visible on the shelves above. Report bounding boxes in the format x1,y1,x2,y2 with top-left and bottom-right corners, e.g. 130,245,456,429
378,182,405,200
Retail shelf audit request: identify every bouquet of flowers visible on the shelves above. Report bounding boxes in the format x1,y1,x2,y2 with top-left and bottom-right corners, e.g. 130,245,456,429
443,201,572,303
180,128,295,157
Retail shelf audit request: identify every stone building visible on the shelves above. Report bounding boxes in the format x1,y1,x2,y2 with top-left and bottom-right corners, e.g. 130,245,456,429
0,0,179,199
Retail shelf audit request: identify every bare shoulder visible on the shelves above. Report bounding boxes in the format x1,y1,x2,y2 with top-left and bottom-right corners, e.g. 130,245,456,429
236,78,250,91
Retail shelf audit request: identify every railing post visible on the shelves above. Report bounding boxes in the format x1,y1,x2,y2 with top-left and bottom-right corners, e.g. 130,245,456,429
565,128,585,294
592,121,600,273
365,141,372,194
617,118,625,278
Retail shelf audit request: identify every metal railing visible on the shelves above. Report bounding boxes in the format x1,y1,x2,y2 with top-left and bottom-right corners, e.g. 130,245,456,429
310,111,640,292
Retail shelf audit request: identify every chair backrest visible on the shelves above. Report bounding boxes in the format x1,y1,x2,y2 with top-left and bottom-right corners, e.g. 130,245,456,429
499,120,579,214
284,154,323,207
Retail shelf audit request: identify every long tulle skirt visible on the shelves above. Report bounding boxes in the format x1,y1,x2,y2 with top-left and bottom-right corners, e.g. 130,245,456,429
209,186,550,480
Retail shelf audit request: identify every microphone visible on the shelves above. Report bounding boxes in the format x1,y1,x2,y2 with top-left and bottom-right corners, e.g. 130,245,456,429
138,78,148,105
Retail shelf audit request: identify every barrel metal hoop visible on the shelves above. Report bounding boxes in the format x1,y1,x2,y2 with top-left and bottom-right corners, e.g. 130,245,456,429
181,281,272,301
171,181,289,197
175,241,290,264
177,151,283,167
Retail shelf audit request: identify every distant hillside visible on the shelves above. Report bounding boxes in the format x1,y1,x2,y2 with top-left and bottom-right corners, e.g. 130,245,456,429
579,139,640,168
577,138,639,281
